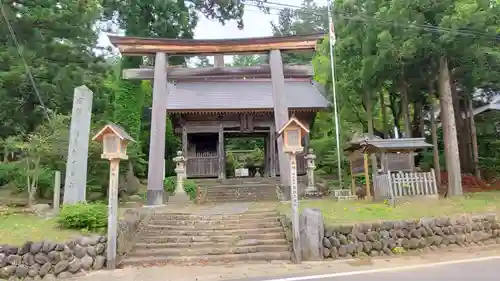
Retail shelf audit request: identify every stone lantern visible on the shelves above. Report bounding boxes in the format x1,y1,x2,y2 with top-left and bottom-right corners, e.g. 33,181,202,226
171,150,189,202
304,148,317,194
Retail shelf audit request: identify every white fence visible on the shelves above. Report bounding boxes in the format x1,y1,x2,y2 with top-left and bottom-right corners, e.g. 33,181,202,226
373,170,438,202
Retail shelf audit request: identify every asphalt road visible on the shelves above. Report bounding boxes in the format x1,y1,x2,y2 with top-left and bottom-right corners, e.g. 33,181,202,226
229,257,500,281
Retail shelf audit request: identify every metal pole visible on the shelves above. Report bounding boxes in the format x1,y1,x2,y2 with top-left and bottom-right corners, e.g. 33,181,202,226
327,0,343,187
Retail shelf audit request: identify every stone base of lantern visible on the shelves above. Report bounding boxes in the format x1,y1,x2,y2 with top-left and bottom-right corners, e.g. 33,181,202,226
168,191,191,203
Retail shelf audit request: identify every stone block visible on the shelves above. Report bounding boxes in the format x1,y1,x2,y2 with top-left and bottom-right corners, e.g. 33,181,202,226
299,208,324,261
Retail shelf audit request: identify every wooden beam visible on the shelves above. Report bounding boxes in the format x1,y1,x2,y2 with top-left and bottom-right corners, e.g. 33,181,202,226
109,33,324,55
214,55,224,67
146,52,168,206
270,49,290,187
218,125,225,179
122,64,314,80
270,123,277,177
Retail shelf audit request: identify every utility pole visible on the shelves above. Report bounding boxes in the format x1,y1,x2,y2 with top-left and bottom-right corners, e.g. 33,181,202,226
326,0,343,187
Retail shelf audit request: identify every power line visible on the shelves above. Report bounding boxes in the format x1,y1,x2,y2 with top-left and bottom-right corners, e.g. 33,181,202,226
243,0,500,41
1,3,52,125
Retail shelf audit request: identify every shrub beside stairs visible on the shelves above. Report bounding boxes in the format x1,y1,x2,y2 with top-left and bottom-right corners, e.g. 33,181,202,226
122,208,291,266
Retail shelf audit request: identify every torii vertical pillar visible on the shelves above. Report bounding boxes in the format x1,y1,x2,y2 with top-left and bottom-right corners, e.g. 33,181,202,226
270,49,290,187
146,52,168,205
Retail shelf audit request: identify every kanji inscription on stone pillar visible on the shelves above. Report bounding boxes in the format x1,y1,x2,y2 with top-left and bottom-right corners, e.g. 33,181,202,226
63,86,93,204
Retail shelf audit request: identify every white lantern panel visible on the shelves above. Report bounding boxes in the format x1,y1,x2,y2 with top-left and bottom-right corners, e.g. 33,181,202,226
120,141,125,153
103,134,119,153
287,129,300,147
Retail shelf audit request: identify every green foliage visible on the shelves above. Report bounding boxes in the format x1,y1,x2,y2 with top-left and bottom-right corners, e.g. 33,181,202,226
113,79,146,176
183,180,197,201
0,162,23,187
163,176,176,195
57,203,107,232
163,176,197,201
225,152,237,177
392,247,406,254
0,1,110,139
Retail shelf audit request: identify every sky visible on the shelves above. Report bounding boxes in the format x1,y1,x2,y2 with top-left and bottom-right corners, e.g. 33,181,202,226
97,0,307,63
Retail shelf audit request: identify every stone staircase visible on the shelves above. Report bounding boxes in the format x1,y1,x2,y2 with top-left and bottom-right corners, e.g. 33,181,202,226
122,209,291,266
196,178,280,202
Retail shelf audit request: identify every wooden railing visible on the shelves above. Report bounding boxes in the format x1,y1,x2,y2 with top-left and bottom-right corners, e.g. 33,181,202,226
373,170,438,202
187,152,219,178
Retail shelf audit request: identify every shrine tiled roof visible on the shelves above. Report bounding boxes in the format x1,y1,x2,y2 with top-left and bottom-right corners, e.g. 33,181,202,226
345,138,433,153
165,79,329,112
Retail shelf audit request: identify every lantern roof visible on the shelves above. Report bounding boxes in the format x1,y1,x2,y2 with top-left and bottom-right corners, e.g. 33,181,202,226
92,123,135,142
277,116,310,137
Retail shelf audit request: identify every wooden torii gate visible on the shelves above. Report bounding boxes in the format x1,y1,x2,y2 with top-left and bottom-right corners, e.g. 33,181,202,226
109,34,325,205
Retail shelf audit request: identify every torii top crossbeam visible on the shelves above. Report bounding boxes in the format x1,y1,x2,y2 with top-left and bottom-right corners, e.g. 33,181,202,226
108,33,325,56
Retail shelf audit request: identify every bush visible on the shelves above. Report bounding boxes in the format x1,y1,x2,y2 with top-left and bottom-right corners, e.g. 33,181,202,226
57,202,107,232
0,162,22,186
163,176,197,200
183,179,197,200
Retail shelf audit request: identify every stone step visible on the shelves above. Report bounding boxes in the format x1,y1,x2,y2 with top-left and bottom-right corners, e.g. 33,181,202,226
205,189,275,193
128,244,290,257
133,239,288,249
206,191,275,194
146,221,281,230
121,251,291,266
140,226,285,237
151,212,280,221
204,197,277,202
148,217,280,225
137,232,286,243
206,184,276,188
196,178,281,185
205,193,276,198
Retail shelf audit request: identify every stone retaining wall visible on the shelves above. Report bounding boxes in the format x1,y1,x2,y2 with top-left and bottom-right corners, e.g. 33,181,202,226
322,214,500,259
0,208,152,280
279,211,500,260
0,236,107,280
116,208,152,264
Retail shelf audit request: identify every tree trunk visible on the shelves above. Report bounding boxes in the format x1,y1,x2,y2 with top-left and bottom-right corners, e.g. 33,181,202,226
400,82,411,138
430,107,442,188
462,99,473,172
411,101,422,137
365,91,378,178
419,108,425,137
380,91,389,138
438,56,462,196
468,100,481,179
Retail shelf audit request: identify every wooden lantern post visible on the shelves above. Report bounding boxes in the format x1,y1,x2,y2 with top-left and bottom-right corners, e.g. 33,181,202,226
92,123,135,270
277,117,310,264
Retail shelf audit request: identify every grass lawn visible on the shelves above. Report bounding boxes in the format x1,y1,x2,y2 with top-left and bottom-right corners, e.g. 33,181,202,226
278,191,500,225
0,209,84,247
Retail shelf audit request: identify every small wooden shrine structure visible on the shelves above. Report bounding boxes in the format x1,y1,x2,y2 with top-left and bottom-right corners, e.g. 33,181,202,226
346,137,436,200
109,33,328,205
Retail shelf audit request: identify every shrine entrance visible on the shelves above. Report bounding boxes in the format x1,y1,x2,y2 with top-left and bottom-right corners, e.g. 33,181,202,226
109,33,328,205
224,132,267,178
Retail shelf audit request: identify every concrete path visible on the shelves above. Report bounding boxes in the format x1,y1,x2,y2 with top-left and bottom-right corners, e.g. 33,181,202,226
228,255,500,281
74,246,500,281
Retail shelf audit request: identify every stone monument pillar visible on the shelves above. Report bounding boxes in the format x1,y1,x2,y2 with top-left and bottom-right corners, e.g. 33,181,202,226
171,150,190,203
304,148,317,194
